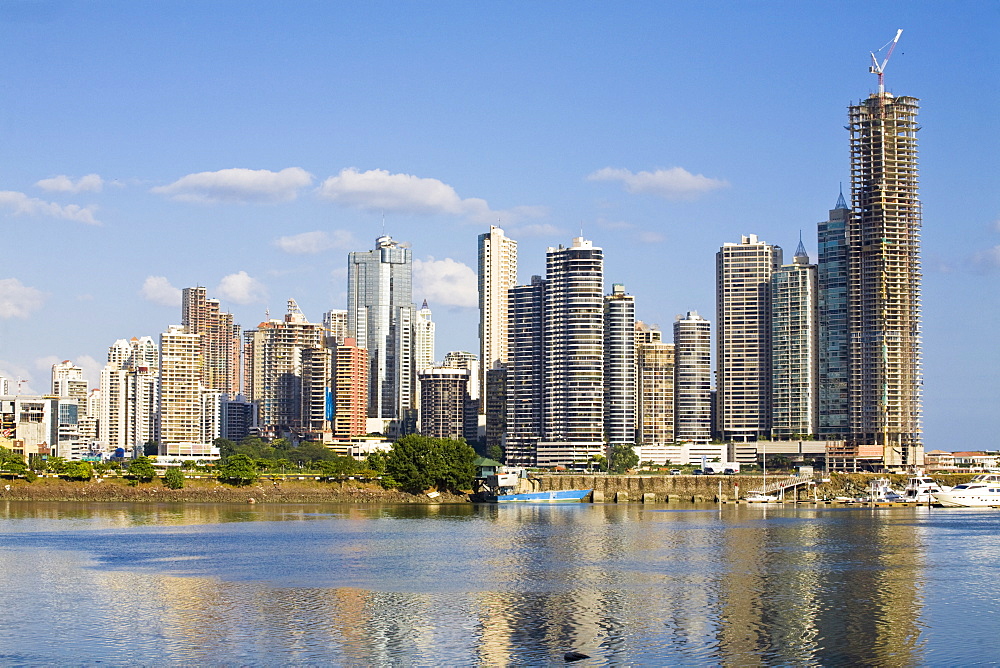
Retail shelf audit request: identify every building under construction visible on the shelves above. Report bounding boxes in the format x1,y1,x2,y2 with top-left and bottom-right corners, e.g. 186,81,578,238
847,89,922,467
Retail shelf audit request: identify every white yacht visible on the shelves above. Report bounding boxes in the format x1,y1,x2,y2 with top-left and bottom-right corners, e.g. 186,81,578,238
900,475,951,504
932,474,1000,508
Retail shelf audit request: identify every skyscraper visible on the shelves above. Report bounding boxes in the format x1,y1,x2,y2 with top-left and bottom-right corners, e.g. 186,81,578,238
673,311,712,444
243,299,324,435
635,322,675,447
818,193,851,438
847,87,922,464
348,235,415,420
181,287,240,395
418,367,470,440
158,324,210,456
604,284,636,448
332,337,368,438
716,235,782,441
100,337,159,455
478,225,518,408
538,237,604,463
771,239,818,438
504,276,545,465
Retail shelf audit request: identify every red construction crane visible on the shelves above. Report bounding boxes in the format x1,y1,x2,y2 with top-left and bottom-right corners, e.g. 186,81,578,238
870,29,903,94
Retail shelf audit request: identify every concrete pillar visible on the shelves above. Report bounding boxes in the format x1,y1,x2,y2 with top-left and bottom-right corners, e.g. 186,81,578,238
616,491,629,503
643,493,656,504
591,490,605,503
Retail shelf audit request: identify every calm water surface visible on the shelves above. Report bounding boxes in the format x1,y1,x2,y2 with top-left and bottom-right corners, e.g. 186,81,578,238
1,500,998,666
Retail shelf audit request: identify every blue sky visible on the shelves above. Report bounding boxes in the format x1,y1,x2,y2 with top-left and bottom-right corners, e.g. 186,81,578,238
0,1,997,448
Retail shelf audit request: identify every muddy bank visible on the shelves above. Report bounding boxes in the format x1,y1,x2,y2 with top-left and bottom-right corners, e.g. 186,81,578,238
0,477,468,504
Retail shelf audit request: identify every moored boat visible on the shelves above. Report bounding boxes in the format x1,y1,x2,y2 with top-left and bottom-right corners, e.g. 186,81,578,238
486,488,593,503
900,475,950,503
931,474,1000,508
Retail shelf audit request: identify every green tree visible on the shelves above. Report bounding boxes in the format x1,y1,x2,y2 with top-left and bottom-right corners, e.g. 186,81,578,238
608,444,639,474
46,456,68,474
293,441,336,465
316,456,363,477
0,447,27,475
218,454,259,485
486,444,504,463
128,456,157,482
365,450,388,474
143,441,159,456
588,454,608,472
162,466,185,489
384,435,476,494
214,438,238,458
62,461,94,481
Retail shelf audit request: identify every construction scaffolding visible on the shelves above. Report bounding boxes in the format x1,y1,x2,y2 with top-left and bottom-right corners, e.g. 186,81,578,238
847,92,923,467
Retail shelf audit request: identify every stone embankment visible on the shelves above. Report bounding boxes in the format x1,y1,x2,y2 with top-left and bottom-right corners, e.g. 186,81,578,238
530,472,978,503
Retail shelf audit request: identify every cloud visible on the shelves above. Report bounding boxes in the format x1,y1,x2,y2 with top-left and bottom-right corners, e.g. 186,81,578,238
413,258,477,308
34,354,102,388
638,231,666,243
152,167,313,203
0,278,47,318
510,223,564,237
140,276,182,307
973,245,1000,271
0,190,99,224
216,271,267,305
273,229,358,255
0,360,38,394
318,168,543,224
587,166,729,200
36,173,104,193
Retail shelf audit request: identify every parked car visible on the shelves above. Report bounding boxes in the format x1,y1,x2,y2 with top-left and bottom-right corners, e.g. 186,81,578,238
692,469,704,475
669,469,681,475
723,468,737,475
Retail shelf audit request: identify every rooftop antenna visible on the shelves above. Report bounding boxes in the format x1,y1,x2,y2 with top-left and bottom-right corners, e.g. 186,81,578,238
870,29,903,95
381,209,386,237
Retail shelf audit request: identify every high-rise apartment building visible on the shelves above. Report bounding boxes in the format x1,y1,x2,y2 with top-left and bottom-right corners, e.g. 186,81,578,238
332,337,368,438
478,225,518,407
243,299,324,435
673,311,712,444
348,235,415,420
322,309,349,346
847,89,922,465
418,367,470,440
100,337,159,455
771,240,818,437
51,361,88,409
538,237,605,463
635,322,674,447
182,287,240,395
818,193,851,438
504,276,545,465
158,325,211,456
716,235,782,442
604,284,636,448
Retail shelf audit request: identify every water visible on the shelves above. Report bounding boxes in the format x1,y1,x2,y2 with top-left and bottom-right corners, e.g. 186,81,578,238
1,501,998,666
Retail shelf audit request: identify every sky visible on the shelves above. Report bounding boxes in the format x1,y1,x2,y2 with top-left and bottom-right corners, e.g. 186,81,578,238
0,1,997,449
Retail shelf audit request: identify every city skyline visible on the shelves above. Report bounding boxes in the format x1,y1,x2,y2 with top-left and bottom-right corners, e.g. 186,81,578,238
0,3,997,448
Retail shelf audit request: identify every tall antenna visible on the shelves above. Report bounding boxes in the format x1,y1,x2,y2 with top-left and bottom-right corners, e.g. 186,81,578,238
869,29,903,94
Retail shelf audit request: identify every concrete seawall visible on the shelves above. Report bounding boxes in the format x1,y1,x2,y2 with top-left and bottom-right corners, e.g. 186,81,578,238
527,473,978,503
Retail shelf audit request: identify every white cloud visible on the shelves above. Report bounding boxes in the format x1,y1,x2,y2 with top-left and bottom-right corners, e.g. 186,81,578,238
152,167,313,203
36,173,104,193
0,360,38,394
0,278,47,319
273,229,358,255
587,166,729,200
973,245,1000,270
34,354,102,388
638,231,666,243
413,258,477,308
216,271,267,305
140,276,182,307
0,190,100,225
318,167,543,224
510,223,564,237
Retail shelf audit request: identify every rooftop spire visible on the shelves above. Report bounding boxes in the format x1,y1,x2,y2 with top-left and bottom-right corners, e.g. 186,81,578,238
794,231,809,264
835,184,849,210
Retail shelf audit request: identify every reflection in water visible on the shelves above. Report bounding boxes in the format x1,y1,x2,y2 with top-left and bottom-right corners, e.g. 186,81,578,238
0,501,993,665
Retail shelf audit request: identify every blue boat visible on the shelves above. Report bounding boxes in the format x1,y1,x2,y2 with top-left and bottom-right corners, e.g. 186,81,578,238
487,488,592,503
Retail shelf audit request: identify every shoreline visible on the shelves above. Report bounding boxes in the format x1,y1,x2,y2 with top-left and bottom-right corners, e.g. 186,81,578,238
0,477,468,504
